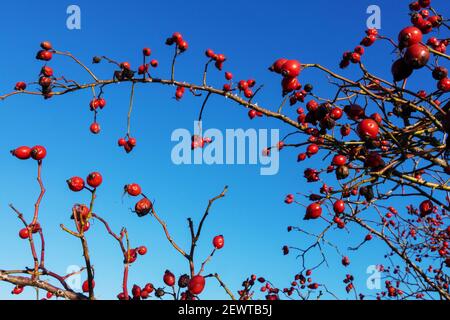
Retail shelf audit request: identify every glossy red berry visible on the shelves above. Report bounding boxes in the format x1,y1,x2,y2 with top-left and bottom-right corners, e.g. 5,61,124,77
304,203,322,220
118,138,127,146
11,146,32,160
358,119,379,139
86,172,102,188
143,48,151,56
125,183,142,196
398,26,423,48
150,60,159,67
332,155,347,166
419,200,433,217
40,41,52,50
137,246,147,255
404,44,430,69
19,228,30,239
67,176,85,192
306,144,319,156
15,81,27,91
270,58,288,73
225,72,233,80
438,78,450,92
432,66,448,80
333,200,346,214
90,122,100,134
135,198,152,217
213,235,225,249
30,146,47,160
280,60,301,78
12,286,24,295
163,270,176,287
188,275,206,295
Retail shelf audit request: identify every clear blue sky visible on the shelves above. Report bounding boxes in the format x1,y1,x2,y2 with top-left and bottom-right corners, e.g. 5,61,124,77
0,0,448,299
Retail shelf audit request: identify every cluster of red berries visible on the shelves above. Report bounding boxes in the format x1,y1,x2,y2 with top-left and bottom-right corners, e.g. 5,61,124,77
432,65,450,92
166,32,188,52
67,171,103,192
269,58,302,96
119,283,154,300
11,145,47,161
340,28,376,68
163,270,206,296
339,45,365,69
283,271,320,297
427,37,448,54
124,245,147,264
205,49,227,70
18,222,41,240
237,79,257,99
138,47,159,77
118,136,137,153
409,1,442,35
35,41,54,99
191,135,212,150
392,26,430,82
124,183,153,217
88,97,106,134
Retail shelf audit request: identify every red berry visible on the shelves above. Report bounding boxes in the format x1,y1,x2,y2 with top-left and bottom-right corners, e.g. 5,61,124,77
150,60,159,67
128,137,137,147
86,172,102,188
82,279,95,293
19,228,29,239
281,77,301,93
419,200,433,217
137,246,147,255
280,60,301,78
12,286,24,295
358,119,379,139
163,270,176,287
188,275,206,295
30,145,47,160
304,203,322,220
270,58,288,73
11,146,32,160
205,49,215,58
15,81,27,91
90,122,100,134
404,44,430,69
438,78,450,92
178,40,188,52
333,200,346,214
36,50,52,61
225,72,233,80
306,144,319,156
398,26,423,48
118,138,127,146
67,177,85,192
143,48,151,56
125,183,142,196
121,62,131,70
172,32,183,44
248,110,257,119
135,198,153,217
97,98,106,109
40,41,52,50
330,107,343,120
332,155,347,166
41,66,54,77
213,235,225,249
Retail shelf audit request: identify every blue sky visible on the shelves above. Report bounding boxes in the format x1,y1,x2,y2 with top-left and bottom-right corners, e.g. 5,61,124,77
0,0,448,300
